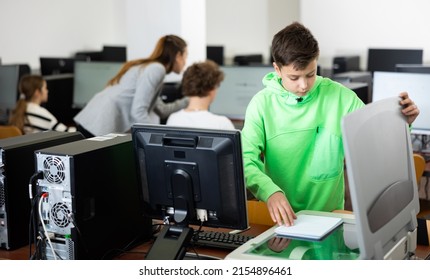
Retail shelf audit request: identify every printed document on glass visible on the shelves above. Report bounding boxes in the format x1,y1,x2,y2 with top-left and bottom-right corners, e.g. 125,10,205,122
274,214,343,240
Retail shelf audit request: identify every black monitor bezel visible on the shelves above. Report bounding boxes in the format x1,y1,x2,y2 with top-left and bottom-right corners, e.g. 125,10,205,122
395,64,430,74
131,124,248,230
39,57,76,76
367,48,423,73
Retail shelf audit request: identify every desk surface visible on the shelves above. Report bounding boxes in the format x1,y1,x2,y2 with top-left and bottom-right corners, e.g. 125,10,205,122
1,222,429,260
0,224,268,260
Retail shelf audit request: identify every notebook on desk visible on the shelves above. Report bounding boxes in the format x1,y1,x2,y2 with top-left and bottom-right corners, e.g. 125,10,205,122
274,214,343,241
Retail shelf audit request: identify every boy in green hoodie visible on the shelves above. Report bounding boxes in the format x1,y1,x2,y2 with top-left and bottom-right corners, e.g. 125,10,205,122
241,22,420,227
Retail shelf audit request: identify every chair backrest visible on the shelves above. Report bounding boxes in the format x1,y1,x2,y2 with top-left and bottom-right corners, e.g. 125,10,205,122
0,125,22,139
414,153,426,184
247,200,274,226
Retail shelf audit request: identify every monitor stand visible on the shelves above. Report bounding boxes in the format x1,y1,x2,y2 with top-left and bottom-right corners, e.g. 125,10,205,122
146,225,194,260
145,164,197,260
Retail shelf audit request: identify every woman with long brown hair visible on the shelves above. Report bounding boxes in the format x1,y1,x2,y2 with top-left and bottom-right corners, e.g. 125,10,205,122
74,35,189,137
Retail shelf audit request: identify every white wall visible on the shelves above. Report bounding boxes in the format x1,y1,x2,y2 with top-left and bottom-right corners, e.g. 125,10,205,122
206,0,299,64
0,0,297,71
0,0,126,71
300,0,430,69
8,0,430,73
126,0,206,82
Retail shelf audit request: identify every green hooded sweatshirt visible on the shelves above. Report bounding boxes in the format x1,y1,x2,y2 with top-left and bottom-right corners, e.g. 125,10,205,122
242,73,364,212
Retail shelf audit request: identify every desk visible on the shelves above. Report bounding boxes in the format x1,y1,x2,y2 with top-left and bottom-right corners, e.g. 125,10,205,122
1,222,429,260
114,224,269,260
0,224,268,260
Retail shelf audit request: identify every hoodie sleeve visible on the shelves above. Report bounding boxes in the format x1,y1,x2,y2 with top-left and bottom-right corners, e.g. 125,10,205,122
241,94,284,202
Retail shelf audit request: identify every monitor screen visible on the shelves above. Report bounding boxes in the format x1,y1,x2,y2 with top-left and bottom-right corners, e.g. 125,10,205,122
342,97,419,259
0,65,19,108
0,65,20,124
206,46,224,66
102,46,127,62
209,65,273,120
75,51,103,62
43,74,75,125
72,61,123,109
39,57,76,76
233,54,264,66
372,71,430,133
131,124,248,230
367,48,423,73
395,64,430,74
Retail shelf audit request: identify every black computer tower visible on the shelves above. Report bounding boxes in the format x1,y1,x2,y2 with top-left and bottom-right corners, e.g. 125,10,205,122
34,134,151,260
0,131,84,250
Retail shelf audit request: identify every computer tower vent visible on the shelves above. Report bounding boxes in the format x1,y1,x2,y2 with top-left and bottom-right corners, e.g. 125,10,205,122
50,202,72,228
0,161,4,208
43,156,66,184
0,183,4,208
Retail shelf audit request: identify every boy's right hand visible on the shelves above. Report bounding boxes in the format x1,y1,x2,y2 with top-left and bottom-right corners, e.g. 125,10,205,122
267,191,297,226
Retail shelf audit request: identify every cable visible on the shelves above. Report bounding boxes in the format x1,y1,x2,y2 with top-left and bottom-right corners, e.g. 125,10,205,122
28,192,42,259
27,170,43,259
67,213,90,257
38,193,57,260
28,171,43,200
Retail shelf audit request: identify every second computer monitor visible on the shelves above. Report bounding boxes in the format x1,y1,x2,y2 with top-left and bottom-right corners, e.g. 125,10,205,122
206,46,224,66
367,48,423,73
131,124,248,230
342,97,419,259
72,61,123,109
40,57,76,76
102,46,127,62
0,65,19,108
209,65,273,120
372,71,430,134
395,64,430,74
0,65,20,124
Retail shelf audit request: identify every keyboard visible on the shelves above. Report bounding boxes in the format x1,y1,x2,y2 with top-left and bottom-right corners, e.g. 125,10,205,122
191,230,254,250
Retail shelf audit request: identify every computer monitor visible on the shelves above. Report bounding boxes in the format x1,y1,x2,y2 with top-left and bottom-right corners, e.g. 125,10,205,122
209,65,273,120
395,64,430,74
233,54,264,66
0,65,19,107
372,71,430,134
102,46,127,62
0,65,20,124
39,57,76,76
72,61,123,109
332,56,360,74
367,48,423,73
43,74,75,125
131,124,248,259
75,51,103,62
206,46,224,66
342,97,419,259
